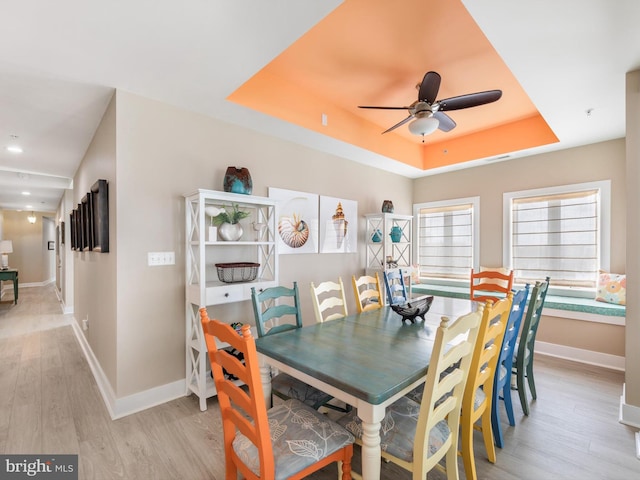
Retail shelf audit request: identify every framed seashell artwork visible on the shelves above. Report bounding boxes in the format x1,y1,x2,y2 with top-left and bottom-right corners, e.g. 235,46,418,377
319,195,358,254
268,187,319,254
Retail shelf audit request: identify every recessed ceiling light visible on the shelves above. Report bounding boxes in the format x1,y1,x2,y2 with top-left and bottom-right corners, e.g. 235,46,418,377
25,205,33,209
6,145,23,154
21,191,30,196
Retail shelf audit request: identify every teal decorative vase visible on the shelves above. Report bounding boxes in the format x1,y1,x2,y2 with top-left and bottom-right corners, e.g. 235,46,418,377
371,229,382,242
223,167,252,195
390,226,403,243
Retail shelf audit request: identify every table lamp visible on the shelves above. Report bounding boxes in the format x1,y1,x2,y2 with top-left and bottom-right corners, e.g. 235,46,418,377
0,240,13,269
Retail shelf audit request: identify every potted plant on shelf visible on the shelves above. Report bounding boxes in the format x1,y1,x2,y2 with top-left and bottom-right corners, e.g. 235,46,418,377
211,204,250,241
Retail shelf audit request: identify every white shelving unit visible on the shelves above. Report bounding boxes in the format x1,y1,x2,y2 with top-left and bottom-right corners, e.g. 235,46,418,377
365,213,413,299
184,189,278,410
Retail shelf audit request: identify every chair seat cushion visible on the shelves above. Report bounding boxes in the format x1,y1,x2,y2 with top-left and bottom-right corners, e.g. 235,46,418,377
271,372,333,408
474,386,487,411
498,364,507,382
337,396,450,463
232,399,354,480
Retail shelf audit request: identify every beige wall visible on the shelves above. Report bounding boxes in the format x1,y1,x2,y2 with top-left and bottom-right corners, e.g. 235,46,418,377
413,138,627,358
1,210,56,284
75,90,412,399
625,69,640,410
73,93,118,391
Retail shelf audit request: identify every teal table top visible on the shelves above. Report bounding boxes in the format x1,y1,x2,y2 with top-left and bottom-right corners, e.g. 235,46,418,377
255,297,474,405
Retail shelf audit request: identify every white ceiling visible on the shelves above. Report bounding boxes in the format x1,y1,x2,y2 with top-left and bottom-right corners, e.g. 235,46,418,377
1,0,639,213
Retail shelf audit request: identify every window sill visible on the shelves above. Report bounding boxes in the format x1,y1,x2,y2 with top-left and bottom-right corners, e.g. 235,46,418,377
412,284,625,326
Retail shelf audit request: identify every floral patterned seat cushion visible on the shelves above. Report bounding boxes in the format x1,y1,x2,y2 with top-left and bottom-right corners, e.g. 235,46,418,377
337,396,450,463
271,372,334,409
232,399,354,480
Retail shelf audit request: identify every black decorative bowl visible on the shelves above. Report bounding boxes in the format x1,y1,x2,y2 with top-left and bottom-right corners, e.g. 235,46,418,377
391,295,434,323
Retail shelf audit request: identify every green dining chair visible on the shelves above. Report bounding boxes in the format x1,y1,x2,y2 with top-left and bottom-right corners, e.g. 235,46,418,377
512,277,550,415
251,283,335,411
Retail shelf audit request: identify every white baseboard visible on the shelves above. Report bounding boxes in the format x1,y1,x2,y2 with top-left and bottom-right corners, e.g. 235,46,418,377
619,383,640,429
53,286,74,314
70,320,187,420
535,341,625,371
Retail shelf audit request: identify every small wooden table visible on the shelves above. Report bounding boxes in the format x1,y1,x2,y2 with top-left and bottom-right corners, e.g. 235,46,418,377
0,268,18,304
255,296,474,480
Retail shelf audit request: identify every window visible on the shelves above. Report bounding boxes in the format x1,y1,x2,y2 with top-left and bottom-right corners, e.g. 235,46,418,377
503,181,610,290
414,197,479,281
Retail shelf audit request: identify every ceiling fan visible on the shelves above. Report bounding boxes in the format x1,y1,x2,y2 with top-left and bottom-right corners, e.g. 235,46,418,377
359,71,502,140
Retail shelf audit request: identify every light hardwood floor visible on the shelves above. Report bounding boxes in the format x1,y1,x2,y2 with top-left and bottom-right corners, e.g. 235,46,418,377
0,285,638,479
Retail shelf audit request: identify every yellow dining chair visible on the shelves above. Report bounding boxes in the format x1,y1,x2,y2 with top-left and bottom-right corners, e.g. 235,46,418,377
470,267,514,303
352,273,384,313
200,308,354,480
337,308,483,480
310,278,349,322
460,293,513,480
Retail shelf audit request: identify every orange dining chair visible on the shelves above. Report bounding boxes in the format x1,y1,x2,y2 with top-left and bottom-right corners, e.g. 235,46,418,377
251,283,335,411
310,278,349,322
352,273,384,313
200,308,354,480
469,267,514,302
460,293,513,480
337,308,483,479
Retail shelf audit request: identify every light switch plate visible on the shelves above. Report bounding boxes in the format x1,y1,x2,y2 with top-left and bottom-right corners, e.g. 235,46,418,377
148,251,175,266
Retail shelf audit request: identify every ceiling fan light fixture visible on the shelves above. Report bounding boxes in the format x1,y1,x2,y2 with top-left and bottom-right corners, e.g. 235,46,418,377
408,115,439,136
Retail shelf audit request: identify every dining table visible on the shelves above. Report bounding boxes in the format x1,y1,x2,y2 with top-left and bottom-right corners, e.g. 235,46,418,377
255,295,475,480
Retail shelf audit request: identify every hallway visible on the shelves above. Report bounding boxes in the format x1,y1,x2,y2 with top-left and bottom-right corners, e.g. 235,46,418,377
0,283,71,339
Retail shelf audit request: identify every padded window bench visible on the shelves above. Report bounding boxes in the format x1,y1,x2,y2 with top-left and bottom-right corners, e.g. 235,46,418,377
412,284,625,326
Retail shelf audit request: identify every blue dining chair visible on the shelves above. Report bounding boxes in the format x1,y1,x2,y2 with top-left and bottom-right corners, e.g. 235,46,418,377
512,277,550,415
490,284,530,448
251,283,334,410
383,269,407,305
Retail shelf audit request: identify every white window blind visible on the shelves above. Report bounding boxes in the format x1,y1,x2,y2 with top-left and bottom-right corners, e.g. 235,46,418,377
510,189,599,288
417,202,474,279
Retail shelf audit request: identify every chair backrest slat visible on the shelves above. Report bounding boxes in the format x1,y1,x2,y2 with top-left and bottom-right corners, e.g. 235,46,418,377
470,268,514,303
517,277,550,368
352,273,384,312
310,278,348,322
383,269,407,305
251,282,303,338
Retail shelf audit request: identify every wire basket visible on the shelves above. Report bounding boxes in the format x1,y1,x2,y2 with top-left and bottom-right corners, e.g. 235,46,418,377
215,262,260,283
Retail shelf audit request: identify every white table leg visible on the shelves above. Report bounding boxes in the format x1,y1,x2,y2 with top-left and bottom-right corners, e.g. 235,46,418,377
258,355,272,409
358,404,386,480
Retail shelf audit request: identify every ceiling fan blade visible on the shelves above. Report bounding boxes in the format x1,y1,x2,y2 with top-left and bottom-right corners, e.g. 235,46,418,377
434,111,456,132
418,71,441,104
358,105,410,110
438,90,502,111
382,115,414,134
